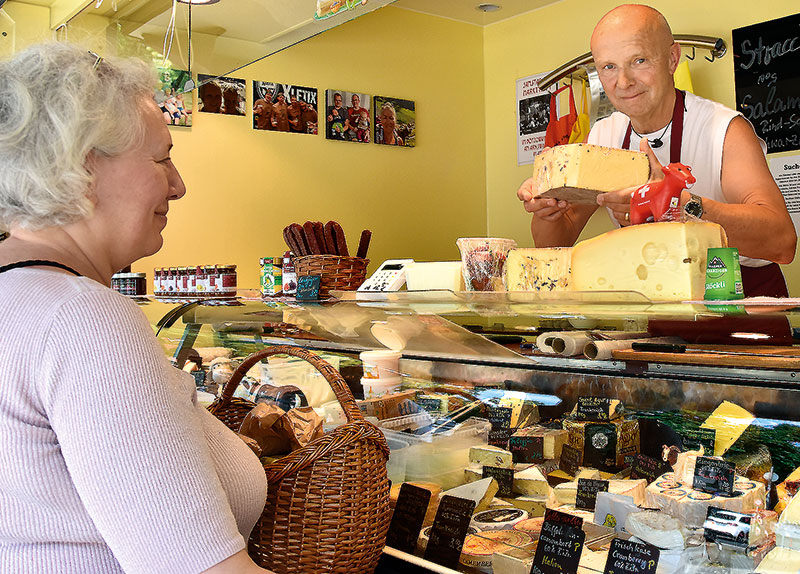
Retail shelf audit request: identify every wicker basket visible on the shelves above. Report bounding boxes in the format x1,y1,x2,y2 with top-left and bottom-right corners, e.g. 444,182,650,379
293,255,369,297
208,345,391,574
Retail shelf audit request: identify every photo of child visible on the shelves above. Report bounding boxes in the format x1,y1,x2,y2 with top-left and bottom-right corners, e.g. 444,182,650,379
325,90,370,143
198,74,246,116
155,67,192,127
373,95,415,147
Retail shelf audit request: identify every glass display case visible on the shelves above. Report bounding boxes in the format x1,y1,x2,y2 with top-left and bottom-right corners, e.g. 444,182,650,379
146,292,800,574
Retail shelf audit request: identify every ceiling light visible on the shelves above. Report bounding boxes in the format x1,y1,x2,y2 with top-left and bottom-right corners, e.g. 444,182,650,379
176,0,220,5
477,3,501,12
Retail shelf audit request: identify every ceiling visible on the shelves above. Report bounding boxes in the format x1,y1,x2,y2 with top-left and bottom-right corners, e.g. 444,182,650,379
393,0,561,26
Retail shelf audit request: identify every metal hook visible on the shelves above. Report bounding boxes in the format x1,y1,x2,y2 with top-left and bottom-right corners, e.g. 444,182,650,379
705,50,716,63
686,46,696,61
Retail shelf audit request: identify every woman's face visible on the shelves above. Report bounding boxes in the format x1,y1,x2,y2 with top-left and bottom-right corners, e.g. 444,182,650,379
380,107,396,130
88,99,186,266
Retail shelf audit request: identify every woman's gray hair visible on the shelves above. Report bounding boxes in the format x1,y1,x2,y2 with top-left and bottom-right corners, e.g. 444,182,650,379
0,43,157,230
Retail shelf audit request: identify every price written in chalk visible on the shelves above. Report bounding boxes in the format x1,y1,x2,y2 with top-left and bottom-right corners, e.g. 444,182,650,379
531,508,585,574
603,538,660,574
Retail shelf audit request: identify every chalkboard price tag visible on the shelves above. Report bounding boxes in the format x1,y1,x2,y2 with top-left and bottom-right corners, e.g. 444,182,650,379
576,396,611,421
295,275,322,301
487,406,513,429
576,478,609,511
559,444,583,476
603,537,660,574
704,507,752,548
416,396,444,413
693,457,736,496
631,454,671,484
509,435,544,464
680,428,716,454
424,495,476,569
385,483,432,554
483,466,514,498
531,508,586,574
488,427,513,448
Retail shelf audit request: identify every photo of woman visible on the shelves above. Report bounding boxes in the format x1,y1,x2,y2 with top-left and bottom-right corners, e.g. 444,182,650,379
373,95,415,147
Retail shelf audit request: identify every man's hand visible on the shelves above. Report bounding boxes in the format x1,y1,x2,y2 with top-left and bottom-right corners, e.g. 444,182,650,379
517,177,571,221
596,139,665,226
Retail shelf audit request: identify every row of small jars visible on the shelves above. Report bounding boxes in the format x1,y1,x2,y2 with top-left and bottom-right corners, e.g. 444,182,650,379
153,265,237,297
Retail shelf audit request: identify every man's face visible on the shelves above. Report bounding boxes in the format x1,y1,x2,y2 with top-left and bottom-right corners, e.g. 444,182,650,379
592,30,678,122
334,94,342,108
278,93,285,103
200,83,222,113
352,94,360,108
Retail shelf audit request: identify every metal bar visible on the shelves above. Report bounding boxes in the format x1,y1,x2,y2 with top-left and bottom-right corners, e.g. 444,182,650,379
173,323,201,369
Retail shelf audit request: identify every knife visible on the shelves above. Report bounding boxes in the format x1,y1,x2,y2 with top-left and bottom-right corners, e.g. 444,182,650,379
630,342,800,359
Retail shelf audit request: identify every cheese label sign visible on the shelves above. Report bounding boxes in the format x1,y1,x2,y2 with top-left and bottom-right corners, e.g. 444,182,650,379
693,457,736,496
385,483,432,554
631,454,671,484
483,465,514,498
603,537,660,574
531,508,585,574
703,506,752,548
488,428,513,448
487,406,513,429
576,478,609,511
509,435,544,464
424,495,476,569
577,396,612,421
295,275,322,300
416,396,444,413
559,444,583,476
680,428,716,454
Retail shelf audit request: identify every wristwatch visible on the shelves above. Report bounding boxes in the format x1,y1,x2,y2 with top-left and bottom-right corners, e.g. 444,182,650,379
684,193,704,219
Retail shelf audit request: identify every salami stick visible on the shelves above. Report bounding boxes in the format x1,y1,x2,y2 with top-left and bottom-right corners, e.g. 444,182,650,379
282,226,299,254
356,229,372,259
289,223,309,256
324,222,339,255
303,221,322,254
312,221,328,255
330,221,349,256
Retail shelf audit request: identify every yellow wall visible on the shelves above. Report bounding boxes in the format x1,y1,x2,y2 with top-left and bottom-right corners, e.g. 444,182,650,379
138,7,487,290
484,0,800,293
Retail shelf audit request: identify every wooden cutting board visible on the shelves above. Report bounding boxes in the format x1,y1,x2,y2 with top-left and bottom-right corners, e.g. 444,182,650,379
612,345,800,370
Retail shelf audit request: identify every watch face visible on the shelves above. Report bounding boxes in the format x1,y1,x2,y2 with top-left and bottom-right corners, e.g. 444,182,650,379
685,199,702,218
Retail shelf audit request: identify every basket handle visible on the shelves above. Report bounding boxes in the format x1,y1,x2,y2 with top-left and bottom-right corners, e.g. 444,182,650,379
218,345,363,423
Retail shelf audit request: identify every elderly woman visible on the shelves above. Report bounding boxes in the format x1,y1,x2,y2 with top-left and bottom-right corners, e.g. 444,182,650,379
0,44,272,574
376,101,403,146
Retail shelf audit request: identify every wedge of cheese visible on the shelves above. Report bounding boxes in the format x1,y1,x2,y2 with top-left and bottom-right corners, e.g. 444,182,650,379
511,426,569,460
700,401,755,457
551,479,646,506
625,510,686,550
570,221,728,301
470,445,514,469
513,466,550,497
442,477,499,513
506,248,571,292
533,143,650,203
755,547,800,573
500,495,547,517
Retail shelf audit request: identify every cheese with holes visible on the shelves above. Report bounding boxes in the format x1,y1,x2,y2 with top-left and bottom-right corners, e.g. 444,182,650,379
626,510,686,550
511,426,568,460
755,547,800,573
532,143,650,201
470,445,514,469
506,248,571,292
570,221,728,301
442,477,499,513
645,472,766,529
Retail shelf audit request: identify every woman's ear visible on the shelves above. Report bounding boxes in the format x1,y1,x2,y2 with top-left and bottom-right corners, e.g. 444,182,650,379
83,151,101,205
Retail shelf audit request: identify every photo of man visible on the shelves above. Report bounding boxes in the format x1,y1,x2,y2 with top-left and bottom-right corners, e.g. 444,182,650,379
326,90,371,143
198,74,245,115
253,81,318,134
325,91,348,140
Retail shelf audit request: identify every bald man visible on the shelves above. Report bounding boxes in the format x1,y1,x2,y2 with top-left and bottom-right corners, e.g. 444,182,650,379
518,5,796,297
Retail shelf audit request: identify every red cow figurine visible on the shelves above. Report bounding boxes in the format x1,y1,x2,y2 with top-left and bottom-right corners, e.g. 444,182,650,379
629,162,697,225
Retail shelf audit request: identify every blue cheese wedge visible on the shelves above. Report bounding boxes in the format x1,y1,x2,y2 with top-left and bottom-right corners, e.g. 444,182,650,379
506,248,571,292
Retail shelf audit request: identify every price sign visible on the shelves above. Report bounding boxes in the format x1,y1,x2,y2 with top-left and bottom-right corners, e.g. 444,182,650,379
509,434,544,464
680,428,716,454
559,444,582,476
631,454,672,484
531,508,585,574
489,427,513,448
603,538,660,574
576,478,609,511
385,483,432,554
577,396,612,421
416,396,444,413
295,275,321,301
693,457,736,496
424,495,476,569
483,466,514,498
487,405,513,447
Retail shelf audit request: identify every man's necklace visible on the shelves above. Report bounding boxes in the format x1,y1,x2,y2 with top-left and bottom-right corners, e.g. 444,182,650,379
631,120,672,149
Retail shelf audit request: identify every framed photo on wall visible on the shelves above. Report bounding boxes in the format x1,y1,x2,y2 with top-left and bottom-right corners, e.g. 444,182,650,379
254,81,318,134
325,90,371,142
155,67,192,127
373,96,415,147
197,74,246,116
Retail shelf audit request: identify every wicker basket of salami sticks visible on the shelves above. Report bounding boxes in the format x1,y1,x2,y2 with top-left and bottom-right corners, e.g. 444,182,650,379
209,345,391,574
284,220,371,297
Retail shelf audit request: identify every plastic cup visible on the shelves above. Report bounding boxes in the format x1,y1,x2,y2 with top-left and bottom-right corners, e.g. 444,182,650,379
704,247,744,301
360,349,402,379
456,237,517,291
361,376,402,398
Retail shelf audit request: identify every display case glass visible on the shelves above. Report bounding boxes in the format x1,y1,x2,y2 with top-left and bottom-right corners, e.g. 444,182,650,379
147,292,800,574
